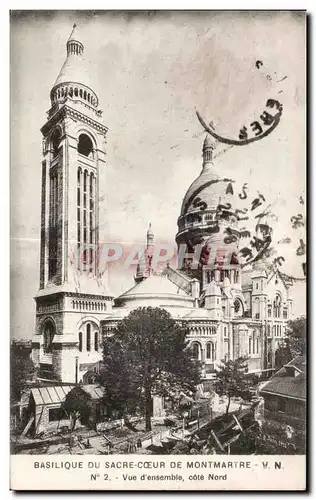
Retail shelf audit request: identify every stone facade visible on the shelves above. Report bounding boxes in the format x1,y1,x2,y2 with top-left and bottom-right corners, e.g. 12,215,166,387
32,26,113,384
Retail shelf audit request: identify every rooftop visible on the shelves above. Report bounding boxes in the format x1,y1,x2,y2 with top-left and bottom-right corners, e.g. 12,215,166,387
260,355,306,401
30,384,104,406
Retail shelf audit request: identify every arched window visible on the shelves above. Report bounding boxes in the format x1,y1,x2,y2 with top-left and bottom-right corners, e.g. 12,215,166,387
48,171,58,279
78,133,94,158
43,321,55,354
89,173,95,272
273,294,282,318
51,129,61,156
191,343,200,360
254,297,260,318
234,299,242,315
82,170,88,268
78,331,83,352
94,331,99,351
77,168,82,268
206,342,215,361
86,323,91,352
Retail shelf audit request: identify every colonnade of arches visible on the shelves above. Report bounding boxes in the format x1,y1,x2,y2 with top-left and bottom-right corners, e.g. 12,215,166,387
51,84,98,108
190,341,216,362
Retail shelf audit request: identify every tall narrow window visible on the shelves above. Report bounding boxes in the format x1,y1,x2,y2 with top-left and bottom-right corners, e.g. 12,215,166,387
249,337,252,354
77,168,82,270
86,323,91,351
206,343,211,359
48,171,58,279
89,174,94,272
254,298,260,319
83,170,88,268
43,321,55,354
273,294,282,318
191,343,199,360
79,331,83,352
51,129,61,157
256,337,259,353
94,331,98,351
206,342,215,361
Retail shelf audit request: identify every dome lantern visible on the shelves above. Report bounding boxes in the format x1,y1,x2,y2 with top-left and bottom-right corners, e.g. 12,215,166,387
202,133,216,168
147,223,154,246
66,23,84,56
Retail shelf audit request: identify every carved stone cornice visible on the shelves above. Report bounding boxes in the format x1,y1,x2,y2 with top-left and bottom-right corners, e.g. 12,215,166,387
35,291,113,303
64,292,113,300
41,105,108,137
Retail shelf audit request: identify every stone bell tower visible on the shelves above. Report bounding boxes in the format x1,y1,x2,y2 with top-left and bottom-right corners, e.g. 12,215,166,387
32,25,113,383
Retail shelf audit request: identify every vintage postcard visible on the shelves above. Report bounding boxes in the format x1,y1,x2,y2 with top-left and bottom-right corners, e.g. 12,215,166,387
10,10,306,491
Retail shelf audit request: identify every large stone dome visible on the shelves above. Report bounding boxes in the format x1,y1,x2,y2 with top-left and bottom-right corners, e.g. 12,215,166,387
176,135,236,249
180,170,232,216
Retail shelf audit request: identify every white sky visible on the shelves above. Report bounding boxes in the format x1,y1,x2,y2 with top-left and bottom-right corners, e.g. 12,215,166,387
10,11,306,339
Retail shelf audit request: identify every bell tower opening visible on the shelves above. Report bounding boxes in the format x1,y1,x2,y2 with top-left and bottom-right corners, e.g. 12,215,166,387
78,133,94,158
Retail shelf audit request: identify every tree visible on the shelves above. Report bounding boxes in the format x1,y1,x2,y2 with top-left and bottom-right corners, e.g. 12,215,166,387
61,385,92,431
213,356,254,414
99,307,201,431
10,340,35,403
275,316,306,369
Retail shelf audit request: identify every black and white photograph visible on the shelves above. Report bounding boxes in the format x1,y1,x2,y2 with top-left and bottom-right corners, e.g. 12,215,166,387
10,10,306,490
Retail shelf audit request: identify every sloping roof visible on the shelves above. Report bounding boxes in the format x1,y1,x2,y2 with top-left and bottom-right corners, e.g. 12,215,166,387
260,356,306,401
161,266,192,293
117,274,190,299
53,25,93,90
31,384,104,405
31,386,73,405
183,308,212,319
